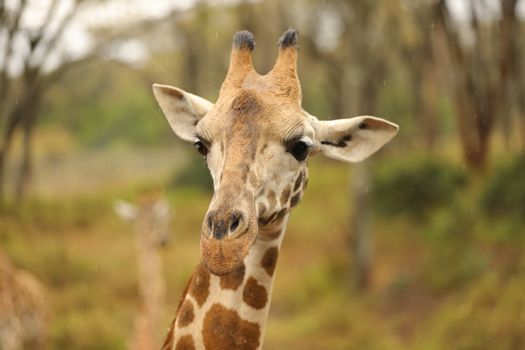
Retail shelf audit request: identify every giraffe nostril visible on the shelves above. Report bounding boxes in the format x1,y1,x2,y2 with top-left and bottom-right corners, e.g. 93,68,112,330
206,211,215,231
229,212,242,233
206,210,245,239
229,214,241,233
206,213,214,231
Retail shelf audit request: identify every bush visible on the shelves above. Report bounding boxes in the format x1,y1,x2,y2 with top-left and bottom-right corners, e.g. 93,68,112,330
372,157,466,219
415,271,525,350
481,155,525,221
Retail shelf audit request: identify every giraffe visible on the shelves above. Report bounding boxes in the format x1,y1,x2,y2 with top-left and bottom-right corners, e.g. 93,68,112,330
0,248,48,350
153,29,398,350
114,195,172,350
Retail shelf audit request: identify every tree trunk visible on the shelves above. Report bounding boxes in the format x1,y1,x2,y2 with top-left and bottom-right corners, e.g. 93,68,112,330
15,120,34,201
433,0,506,172
499,0,520,151
455,91,487,171
0,80,41,201
420,55,438,151
0,104,25,201
351,162,372,290
0,148,7,201
14,85,41,202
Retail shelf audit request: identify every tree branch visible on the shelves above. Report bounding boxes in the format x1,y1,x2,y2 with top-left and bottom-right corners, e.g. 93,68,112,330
26,0,60,57
0,0,28,113
31,0,82,70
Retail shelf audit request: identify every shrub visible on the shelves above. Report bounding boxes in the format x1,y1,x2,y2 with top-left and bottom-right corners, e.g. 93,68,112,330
372,157,466,219
481,155,525,221
415,271,525,350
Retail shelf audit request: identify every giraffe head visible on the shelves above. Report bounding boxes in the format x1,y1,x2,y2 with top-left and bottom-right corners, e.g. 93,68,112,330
114,196,172,247
153,29,398,275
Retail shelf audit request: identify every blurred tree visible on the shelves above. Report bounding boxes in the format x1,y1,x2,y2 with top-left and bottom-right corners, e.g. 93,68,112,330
301,0,408,290
433,0,523,170
499,0,525,151
0,0,93,201
0,0,167,201
176,1,210,95
403,2,441,151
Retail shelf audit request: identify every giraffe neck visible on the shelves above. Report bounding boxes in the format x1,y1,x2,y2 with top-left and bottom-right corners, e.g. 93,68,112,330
0,250,47,350
131,234,166,350
164,216,289,350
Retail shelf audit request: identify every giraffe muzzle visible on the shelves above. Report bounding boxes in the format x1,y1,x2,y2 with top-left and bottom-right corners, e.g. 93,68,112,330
201,205,257,275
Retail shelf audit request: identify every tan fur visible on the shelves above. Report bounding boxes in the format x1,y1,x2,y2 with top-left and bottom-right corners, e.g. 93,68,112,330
0,249,48,350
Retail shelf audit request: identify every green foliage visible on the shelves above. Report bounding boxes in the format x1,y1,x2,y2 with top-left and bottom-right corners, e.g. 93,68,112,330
42,63,172,148
415,270,525,350
170,153,213,193
481,155,525,221
372,157,466,219
377,68,415,134
421,242,486,293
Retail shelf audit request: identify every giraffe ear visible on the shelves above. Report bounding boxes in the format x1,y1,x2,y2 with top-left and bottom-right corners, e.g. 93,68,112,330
152,84,213,142
114,200,137,221
310,115,399,162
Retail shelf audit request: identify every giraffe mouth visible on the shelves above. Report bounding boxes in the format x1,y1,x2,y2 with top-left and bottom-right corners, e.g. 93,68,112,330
200,228,257,275
200,182,258,275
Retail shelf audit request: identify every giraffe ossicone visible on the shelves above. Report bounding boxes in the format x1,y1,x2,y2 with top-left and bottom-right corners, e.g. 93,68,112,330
153,28,398,350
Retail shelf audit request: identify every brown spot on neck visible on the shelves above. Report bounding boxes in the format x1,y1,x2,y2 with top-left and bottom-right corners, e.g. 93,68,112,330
290,192,301,208
257,202,267,217
261,247,279,277
220,263,246,290
267,190,277,208
259,228,282,240
175,335,196,350
177,300,195,328
280,185,291,206
202,304,260,350
258,214,273,226
189,263,210,307
242,277,268,310
294,171,303,191
274,208,287,222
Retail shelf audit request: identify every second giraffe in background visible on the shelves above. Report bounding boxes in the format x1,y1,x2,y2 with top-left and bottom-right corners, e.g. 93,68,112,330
115,195,172,350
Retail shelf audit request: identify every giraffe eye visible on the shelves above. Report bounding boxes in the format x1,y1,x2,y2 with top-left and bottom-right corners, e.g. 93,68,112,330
193,140,208,158
289,140,310,162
